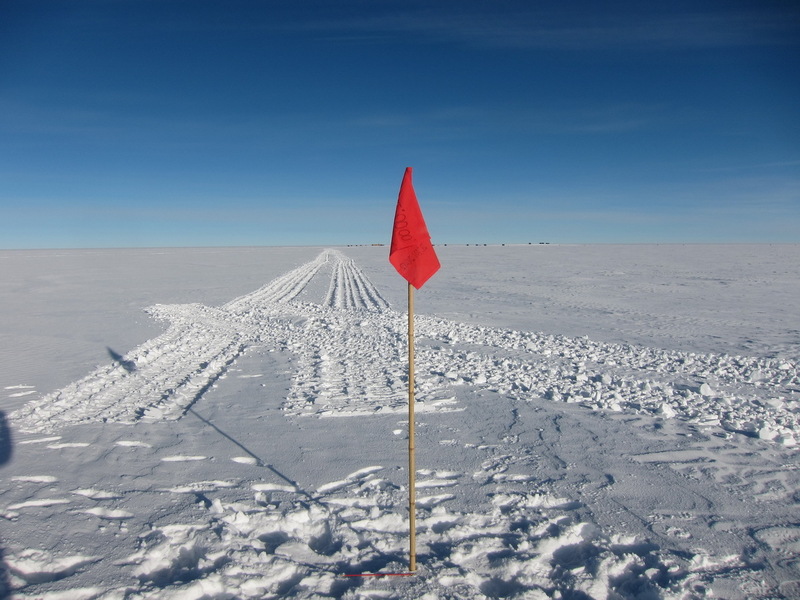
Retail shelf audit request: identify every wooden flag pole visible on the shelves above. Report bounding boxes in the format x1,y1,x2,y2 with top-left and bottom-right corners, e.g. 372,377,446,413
407,282,417,572
390,166,439,573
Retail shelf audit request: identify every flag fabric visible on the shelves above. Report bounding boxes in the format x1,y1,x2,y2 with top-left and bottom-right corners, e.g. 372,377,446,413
389,167,441,289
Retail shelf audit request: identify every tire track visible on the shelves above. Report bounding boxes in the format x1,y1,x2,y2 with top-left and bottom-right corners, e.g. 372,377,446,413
12,250,391,432
282,311,409,417
12,249,799,453
12,304,252,430
224,251,330,310
322,251,388,311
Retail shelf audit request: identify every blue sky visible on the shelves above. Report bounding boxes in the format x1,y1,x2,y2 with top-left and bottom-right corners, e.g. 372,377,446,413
1,0,798,248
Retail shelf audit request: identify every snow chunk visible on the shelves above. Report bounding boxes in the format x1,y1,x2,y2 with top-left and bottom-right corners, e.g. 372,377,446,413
82,507,134,519
6,548,101,585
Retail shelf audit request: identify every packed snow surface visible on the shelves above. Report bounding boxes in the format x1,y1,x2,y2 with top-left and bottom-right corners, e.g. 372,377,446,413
1,244,799,599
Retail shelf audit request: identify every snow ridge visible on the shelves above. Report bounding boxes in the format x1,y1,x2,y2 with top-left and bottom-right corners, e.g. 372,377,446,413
413,316,799,445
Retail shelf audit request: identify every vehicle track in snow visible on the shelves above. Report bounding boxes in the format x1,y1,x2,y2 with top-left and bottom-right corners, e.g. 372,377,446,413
12,250,799,454
11,250,389,431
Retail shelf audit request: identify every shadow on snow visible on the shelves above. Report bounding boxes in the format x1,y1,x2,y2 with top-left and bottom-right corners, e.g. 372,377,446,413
0,411,13,596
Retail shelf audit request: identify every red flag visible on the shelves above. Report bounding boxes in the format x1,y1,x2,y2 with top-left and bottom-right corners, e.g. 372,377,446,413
390,167,440,289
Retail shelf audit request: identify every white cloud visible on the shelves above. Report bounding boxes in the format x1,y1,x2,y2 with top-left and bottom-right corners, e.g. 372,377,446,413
300,3,800,51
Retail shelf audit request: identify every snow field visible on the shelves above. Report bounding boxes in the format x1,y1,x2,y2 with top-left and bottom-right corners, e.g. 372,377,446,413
11,249,798,449
1,246,799,599
2,443,744,600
